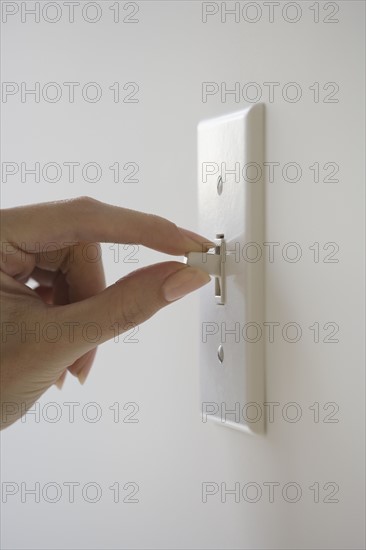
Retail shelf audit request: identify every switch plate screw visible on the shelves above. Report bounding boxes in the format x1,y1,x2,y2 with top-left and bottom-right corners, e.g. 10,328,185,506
217,175,223,195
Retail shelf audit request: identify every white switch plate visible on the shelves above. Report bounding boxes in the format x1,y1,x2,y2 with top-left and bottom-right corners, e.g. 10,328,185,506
197,104,265,434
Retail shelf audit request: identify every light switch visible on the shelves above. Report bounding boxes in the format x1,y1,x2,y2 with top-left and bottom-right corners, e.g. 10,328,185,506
195,104,265,434
185,234,226,304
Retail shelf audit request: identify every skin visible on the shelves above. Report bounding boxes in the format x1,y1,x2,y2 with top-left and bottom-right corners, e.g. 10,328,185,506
0,197,213,429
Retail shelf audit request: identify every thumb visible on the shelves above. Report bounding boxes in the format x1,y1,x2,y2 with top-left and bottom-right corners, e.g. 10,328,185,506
54,261,210,360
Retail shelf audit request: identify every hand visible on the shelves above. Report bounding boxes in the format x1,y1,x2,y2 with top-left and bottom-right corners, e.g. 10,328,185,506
0,197,212,429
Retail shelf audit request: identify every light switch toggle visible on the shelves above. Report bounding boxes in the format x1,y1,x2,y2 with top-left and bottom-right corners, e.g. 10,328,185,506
185,234,226,305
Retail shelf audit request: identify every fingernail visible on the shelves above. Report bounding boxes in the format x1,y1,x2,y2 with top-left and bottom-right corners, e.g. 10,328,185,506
55,370,67,390
77,363,92,385
178,228,215,251
162,267,211,302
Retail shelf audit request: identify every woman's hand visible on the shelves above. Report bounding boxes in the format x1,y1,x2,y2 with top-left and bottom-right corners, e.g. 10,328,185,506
0,197,212,429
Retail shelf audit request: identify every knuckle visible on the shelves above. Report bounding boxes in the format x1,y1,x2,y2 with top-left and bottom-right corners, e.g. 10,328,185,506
108,278,151,334
115,296,145,332
74,196,100,210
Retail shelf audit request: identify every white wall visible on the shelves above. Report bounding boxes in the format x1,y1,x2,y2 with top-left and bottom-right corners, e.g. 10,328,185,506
1,1,364,549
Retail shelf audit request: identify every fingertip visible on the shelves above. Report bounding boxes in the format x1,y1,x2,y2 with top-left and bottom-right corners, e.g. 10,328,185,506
55,370,67,390
178,228,215,251
162,266,211,302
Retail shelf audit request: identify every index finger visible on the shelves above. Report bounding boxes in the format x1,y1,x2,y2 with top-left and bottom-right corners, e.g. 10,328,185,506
1,196,214,255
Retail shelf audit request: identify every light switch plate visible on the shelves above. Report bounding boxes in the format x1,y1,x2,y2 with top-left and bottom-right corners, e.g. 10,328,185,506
198,104,265,434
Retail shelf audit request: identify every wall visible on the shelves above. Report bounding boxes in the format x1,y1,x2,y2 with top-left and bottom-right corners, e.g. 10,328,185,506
1,1,365,548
